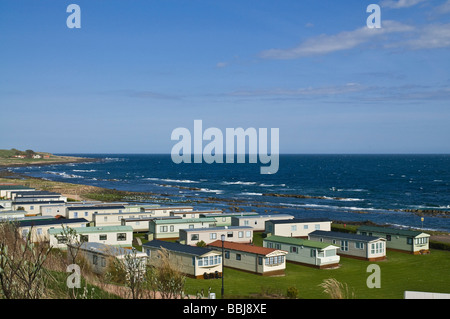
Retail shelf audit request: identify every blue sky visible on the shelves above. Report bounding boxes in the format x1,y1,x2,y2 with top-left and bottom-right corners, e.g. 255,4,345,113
0,0,449,154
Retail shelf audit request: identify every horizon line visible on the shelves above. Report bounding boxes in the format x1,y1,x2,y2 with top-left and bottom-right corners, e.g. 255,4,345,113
54,152,450,156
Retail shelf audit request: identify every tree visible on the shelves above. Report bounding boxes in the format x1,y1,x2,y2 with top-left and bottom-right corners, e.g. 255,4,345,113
196,240,207,247
25,150,35,159
59,225,83,265
152,248,186,299
0,222,52,299
105,247,147,299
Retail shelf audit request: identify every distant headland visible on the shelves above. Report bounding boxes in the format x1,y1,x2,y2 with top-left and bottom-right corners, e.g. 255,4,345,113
0,148,99,168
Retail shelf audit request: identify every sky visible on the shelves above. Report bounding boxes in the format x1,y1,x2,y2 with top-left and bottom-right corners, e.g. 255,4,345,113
0,0,449,154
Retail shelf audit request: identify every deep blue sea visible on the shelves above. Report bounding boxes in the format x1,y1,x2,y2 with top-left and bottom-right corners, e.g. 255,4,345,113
9,154,450,232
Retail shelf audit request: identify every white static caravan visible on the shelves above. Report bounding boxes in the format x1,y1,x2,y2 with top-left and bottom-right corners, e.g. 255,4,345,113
231,214,295,231
0,200,13,211
17,218,89,243
12,200,66,215
263,235,340,269
0,210,27,221
122,204,160,213
40,201,107,218
264,218,332,238
49,225,134,249
41,203,72,217
143,240,222,279
67,205,126,222
201,212,259,227
121,216,182,232
208,240,288,277
148,217,217,240
170,209,223,219
71,242,147,275
179,226,254,246
309,230,387,262
144,206,194,218
357,225,431,255
0,185,35,199
11,191,67,202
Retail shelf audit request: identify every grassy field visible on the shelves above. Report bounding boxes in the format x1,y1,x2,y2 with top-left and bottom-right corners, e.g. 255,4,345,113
183,233,450,299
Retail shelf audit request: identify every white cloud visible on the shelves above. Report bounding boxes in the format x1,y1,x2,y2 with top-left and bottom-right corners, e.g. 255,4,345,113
216,62,228,68
433,0,450,14
260,21,414,60
229,83,366,97
380,0,427,9
388,23,450,50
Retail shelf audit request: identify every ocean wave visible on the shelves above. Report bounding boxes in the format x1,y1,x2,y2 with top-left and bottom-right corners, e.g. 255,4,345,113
221,181,257,185
408,204,450,210
388,223,438,232
335,197,365,202
45,171,84,179
259,183,286,187
321,196,365,202
240,192,263,196
73,169,97,172
145,177,200,184
330,187,368,192
279,202,377,212
104,157,125,162
199,188,224,194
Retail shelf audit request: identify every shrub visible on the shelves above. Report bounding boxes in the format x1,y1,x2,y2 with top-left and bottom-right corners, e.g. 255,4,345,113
286,286,299,299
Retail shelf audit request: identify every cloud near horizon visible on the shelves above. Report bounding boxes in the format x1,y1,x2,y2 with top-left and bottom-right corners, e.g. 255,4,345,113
228,83,366,97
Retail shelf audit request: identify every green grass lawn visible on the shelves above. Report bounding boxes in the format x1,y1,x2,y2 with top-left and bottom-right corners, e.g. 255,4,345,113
183,233,450,299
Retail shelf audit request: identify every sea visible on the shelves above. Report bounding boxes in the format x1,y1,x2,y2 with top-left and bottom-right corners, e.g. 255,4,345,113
8,154,450,232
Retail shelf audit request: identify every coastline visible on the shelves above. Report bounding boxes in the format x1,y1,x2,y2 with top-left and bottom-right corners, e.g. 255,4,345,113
1,166,450,245
0,155,101,168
